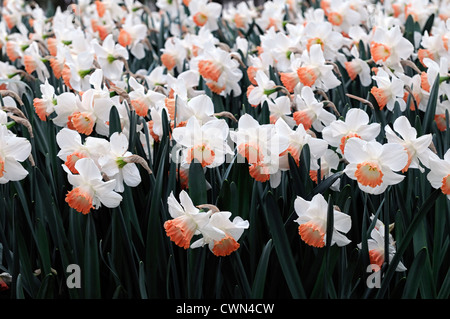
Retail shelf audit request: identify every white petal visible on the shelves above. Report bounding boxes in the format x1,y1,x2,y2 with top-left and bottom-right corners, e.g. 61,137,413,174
379,143,408,171
122,163,142,187
110,132,129,156
3,159,28,181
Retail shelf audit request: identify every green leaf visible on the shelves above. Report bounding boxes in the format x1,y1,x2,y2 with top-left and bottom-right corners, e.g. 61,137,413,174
138,261,148,299
233,252,252,298
188,161,207,205
325,194,334,248
259,101,270,125
36,273,55,299
437,268,450,299
402,248,427,298
422,14,434,35
262,192,306,298
307,171,343,200
84,214,101,299
15,274,25,299
422,74,440,134
109,105,122,137
251,239,273,299
376,188,441,298
35,220,52,276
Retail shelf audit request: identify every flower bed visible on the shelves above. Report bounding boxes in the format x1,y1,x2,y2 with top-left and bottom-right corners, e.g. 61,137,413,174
0,0,449,299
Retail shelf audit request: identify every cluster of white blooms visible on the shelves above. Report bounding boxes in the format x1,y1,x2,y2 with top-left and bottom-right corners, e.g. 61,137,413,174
0,0,449,258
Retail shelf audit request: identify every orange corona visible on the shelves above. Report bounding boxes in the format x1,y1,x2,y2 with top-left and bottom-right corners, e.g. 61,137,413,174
164,216,196,249
298,222,325,248
212,235,240,257
355,161,384,188
65,187,94,215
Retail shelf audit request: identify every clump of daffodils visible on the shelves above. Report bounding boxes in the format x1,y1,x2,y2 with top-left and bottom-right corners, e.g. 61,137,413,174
0,0,448,269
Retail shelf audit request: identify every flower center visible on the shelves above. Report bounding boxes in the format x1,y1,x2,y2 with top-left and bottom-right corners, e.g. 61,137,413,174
369,249,384,271
298,221,325,248
434,114,447,132
131,99,149,117
212,235,240,257
355,161,384,188
370,42,391,62
306,37,324,52
344,60,362,81
193,12,208,27
237,142,264,164
340,133,361,154
248,162,271,182
198,60,222,83
280,145,301,166
65,152,87,174
297,66,320,87
370,86,389,110
164,215,197,249
0,156,5,178
328,12,343,26
293,109,316,131
118,29,132,47
161,53,176,71
441,174,450,195
65,187,94,214
70,111,95,135
187,143,215,167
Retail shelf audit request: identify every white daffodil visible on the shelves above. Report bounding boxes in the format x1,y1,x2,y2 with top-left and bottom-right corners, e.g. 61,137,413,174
128,76,166,117
275,117,328,171
427,149,450,199
293,85,336,132
294,193,352,248
192,211,249,257
322,108,380,155
344,46,372,87
33,79,56,121
384,116,434,172
0,125,31,184
98,132,142,193
64,158,122,214
230,113,288,184
92,34,129,81
268,95,296,128
188,0,222,31
295,44,341,91
358,216,407,272
343,138,408,195
164,190,212,249
118,14,148,59
172,116,233,168
370,25,414,72
56,127,110,174
371,68,406,111
247,70,278,107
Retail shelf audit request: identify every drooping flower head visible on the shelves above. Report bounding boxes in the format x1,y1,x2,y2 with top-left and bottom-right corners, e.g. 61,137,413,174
294,193,351,248
64,158,122,214
164,190,211,249
191,211,249,257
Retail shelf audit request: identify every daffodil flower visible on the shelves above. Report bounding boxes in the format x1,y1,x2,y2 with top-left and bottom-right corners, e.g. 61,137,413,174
191,211,249,257
427,149,450,199
0,125,31,184
343,138,408,195
322,108,380,155
64,158,122,214
294,193,351,248
164,190,211,249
